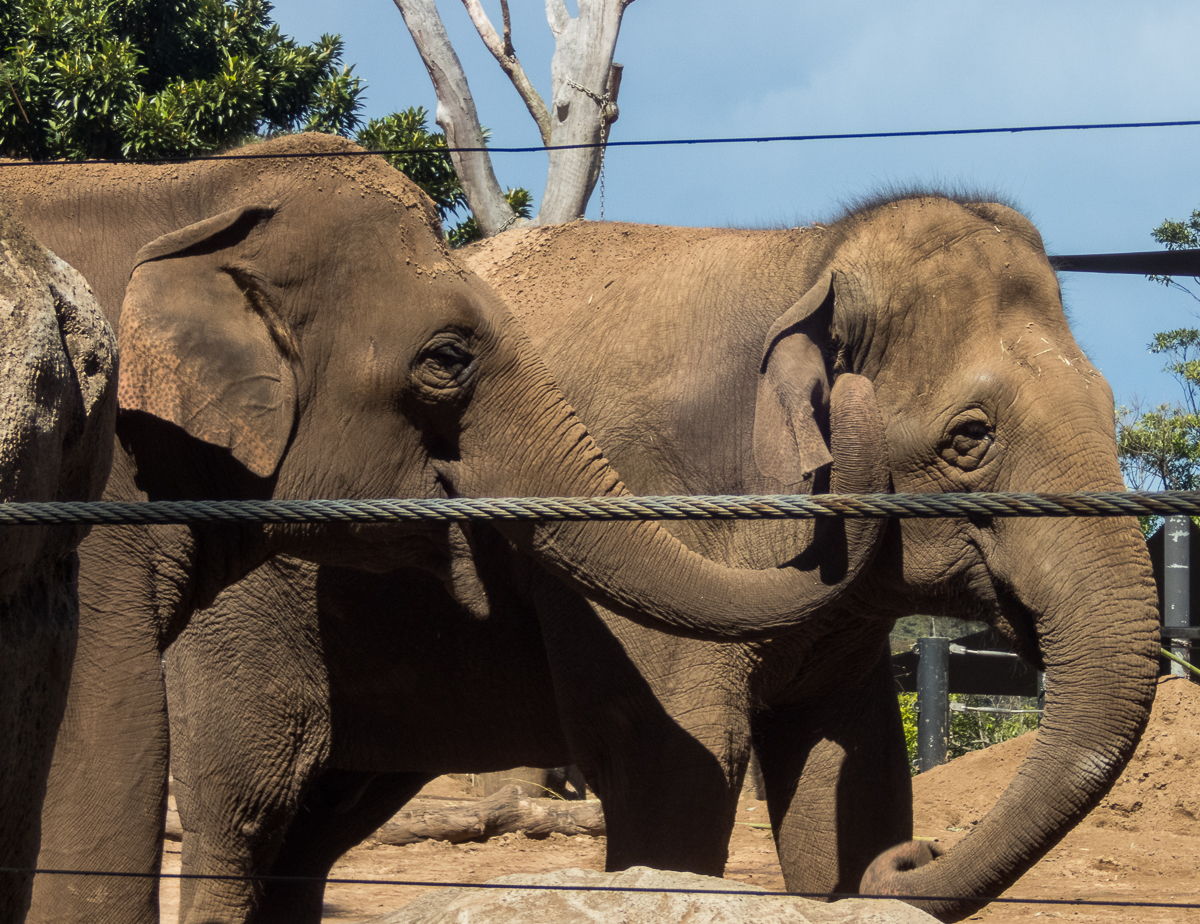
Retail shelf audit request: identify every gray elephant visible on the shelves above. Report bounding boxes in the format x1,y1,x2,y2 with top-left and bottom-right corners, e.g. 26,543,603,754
8,134,886,924
163,194,1159,923
0,209,116,922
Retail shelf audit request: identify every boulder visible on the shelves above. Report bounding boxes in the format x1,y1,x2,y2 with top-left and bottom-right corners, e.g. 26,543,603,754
370,866,939,924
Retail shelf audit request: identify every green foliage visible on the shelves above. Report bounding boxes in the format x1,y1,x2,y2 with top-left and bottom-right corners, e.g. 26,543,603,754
1,1,529,239
1116,329,1200,534
1115,206,1200,535
898,693,919,769
0,0,364,161
898,692,1039,776
1149,208,1200,302
946,695,1039,761
446,186,533,248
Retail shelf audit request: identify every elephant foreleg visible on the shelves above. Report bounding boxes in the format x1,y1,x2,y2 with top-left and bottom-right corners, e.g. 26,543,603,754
754,638,911,897
597,732,750,877
254,770,434,924
29,547,170,924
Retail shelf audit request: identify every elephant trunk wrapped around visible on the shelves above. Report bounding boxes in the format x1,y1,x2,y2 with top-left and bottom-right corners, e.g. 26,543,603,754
7,134,891,924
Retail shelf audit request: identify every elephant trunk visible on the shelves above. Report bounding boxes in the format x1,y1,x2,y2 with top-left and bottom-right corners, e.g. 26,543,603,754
463,350,890,641
860,516,1160,921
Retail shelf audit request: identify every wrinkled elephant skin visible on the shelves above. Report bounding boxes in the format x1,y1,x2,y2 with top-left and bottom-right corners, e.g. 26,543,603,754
0,210,116,923
172,196,1157,923
9,135,888,924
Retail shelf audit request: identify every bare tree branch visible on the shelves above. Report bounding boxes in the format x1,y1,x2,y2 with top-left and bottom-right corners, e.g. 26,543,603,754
501,0,514,57
460,0,551,147
546,0,571,35
391,0,516,236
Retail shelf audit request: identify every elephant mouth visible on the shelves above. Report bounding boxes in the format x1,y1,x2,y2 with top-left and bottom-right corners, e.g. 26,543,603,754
985,582,1046,670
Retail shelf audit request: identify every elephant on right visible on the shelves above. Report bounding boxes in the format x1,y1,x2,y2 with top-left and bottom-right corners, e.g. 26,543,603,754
168,194,1159,923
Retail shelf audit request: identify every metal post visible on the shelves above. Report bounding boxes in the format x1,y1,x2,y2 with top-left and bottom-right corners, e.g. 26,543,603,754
915,636,949,772
1164,515,1191,677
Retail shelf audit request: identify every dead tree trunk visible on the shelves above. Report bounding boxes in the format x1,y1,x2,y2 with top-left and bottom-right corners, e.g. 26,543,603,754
371,785,606,845
539,0,628,225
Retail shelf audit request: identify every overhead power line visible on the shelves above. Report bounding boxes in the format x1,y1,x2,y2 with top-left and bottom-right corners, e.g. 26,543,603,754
1,118,1199,166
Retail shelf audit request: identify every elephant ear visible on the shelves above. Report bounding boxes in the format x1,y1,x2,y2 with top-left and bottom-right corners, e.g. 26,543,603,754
753,271,835,486
117,206,298,479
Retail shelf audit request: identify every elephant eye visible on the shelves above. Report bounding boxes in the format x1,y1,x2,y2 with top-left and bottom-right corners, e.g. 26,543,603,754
940,414,996,472
414,332,477,393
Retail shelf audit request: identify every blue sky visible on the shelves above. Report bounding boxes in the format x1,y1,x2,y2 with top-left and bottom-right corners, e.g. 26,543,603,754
271,1,1200,410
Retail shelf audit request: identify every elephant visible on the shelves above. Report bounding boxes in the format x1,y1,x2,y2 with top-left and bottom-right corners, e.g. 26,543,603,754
6,133,890,924
0,209,116,923
160,193,1161,923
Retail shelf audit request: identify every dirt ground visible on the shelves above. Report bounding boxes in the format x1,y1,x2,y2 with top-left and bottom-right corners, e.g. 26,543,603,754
158,676,1199,923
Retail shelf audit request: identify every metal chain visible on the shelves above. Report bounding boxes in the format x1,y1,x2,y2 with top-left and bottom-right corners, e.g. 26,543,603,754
4,491,1200,527
566,76,610,221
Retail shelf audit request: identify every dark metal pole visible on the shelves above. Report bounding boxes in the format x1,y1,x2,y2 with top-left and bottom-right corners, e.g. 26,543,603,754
916,636,950,772
1164,515,1191,677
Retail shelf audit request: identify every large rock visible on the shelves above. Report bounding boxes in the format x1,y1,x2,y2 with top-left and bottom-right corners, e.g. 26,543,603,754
371,866,939,924
0,206,117,923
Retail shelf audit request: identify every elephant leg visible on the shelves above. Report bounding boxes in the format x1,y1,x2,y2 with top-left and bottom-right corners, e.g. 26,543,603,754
253,770,434,924
165,566,331,924
30,537,169,924
595,716,751,877
0,561,75,924
754,638,911,898
533,581,751,876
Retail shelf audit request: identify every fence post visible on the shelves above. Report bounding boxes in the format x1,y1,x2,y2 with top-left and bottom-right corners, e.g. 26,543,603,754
915,636,950,772
1164,515,1191,677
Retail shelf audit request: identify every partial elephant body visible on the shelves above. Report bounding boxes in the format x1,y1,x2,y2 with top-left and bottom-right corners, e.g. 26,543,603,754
9,136,886,924
0,210,116,923
165,197,1159,923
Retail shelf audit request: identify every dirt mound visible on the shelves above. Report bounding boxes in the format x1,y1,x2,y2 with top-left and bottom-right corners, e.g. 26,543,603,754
914,675,1200,842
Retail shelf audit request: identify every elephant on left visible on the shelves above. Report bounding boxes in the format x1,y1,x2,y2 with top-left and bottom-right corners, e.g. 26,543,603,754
0,208,117,923
7,134,885,924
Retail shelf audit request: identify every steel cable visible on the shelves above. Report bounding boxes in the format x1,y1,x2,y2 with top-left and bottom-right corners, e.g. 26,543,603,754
1,491,1198,526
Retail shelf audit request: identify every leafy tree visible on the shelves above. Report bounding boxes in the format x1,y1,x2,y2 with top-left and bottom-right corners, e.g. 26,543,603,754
1112,206,1200,534
1149,209,1200,302
1117,329,1200,493
1,2,532,242
446,186,533,248
1,0,364,161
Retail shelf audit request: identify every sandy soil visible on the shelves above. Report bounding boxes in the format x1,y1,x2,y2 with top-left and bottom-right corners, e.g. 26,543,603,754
158,676,1199,923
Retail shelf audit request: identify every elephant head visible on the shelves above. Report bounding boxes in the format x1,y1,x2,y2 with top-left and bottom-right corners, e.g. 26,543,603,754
762,196,1159,920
